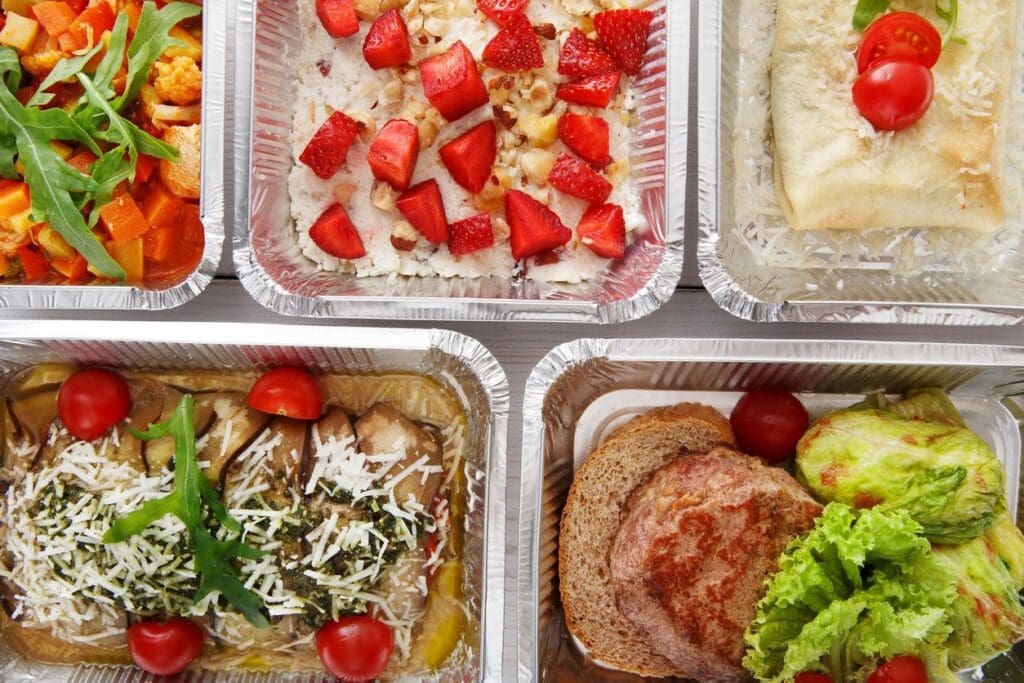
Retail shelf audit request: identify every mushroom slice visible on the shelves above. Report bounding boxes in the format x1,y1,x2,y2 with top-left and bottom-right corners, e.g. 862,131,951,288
140,385,215,475
193,392,272,484
354,404,443,509
302,406,355,489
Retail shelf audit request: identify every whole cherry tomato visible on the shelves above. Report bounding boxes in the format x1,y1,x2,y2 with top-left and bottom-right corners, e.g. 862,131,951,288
867,655,929,683
246,366,323,420
316,615,394,682
857,12,942,73
853,58,934,131
795,673,834,683
730,390,809,463
57,368,132,441
126,618,204,676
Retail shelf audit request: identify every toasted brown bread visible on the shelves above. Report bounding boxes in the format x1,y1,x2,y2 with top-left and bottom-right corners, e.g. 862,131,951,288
558,403,736,678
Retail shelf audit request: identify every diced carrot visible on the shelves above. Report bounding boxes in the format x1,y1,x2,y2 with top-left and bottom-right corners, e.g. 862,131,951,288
0,252,9,276
17,244,49,281
66,149,97,175
66,0,88,12
0,182,30,219
135,154,157,183
31,2,77,37
58,1,114,52
140,182,182,229
51,253,88,281
143,224,175,263
99,194,149,244
105,237,143,282
145,202,204,286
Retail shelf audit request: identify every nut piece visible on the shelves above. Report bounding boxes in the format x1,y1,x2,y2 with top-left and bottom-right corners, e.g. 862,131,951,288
533,22,557,40
349,110,377,140
518,112,559,148
521,149,556,186
371,181,398,210
390,220,419,251
333,182,358,204
527,78,554,113
475,169,511,212
417,108,444,148
382,78,404,102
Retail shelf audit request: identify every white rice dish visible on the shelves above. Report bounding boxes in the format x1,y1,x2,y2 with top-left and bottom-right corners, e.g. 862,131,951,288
730,0,1024,277
288,0,649,283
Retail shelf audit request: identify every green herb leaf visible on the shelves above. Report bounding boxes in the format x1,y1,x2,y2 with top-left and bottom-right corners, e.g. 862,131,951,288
27,40,104,108
103,395,269,628
853,0,890,31
92,12,130,96
114,1,202,112
935,0,960,46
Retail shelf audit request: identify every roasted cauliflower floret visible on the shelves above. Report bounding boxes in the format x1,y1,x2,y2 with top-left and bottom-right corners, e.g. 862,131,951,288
160,124,201,200
153,56,202,106
21,50,62,79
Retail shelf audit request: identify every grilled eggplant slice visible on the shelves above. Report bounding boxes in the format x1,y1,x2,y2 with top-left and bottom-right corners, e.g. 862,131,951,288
355,404,443,509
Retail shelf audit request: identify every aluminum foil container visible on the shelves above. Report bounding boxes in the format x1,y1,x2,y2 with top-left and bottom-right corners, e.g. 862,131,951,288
0,320,508,682
0,4,227,311
520,338,1024,681
232,0,686,323
697,0,1024,326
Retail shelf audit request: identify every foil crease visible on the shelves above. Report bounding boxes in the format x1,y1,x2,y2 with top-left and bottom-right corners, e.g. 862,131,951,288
519,337,1024,681
231,0,686,323
0,4,228,311
696,0,1024,326
0,321,509,682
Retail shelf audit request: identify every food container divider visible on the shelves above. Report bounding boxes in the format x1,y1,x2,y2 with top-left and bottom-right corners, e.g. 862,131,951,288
0,320,508,683
0,3,228,311
232,0,686,323
697,0,1024,325
520,337,1024,681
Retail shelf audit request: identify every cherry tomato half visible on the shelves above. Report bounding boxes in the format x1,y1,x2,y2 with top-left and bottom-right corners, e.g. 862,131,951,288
730,390,809,464
853,58,934,131
795,673,834,683
246,367,323,420
126,618,204,676
857,12,942,73
867,655,929,683
57,368,132,442
316,615,394,682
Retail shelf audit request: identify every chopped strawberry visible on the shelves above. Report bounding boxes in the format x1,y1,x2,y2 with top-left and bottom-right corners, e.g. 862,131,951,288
299,111,359,180
449,214,494,256
396,180,449,244
316,0,359,38
556,71,621,108
363,9,412,69
309,205,366,259
532,248,564,266
483,13,544,72
505,190,571,260
557,28,617,78
476,0,529,26
367,119,419,191
558,113,611,167
548,153,612,204
419,41,490,122
439,120,497,194
594,9,653,75
577,203,626,259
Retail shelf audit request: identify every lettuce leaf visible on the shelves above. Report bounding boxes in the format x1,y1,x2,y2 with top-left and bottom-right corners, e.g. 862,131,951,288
743,503,958,683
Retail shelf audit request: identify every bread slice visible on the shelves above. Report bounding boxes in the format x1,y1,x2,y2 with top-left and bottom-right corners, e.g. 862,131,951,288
558,403,736,678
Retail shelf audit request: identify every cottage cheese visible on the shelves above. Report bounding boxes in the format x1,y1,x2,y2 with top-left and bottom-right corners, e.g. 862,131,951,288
289,0,648,282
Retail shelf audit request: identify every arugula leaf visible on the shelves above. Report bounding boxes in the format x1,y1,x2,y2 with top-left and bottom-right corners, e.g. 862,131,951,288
0,48,123,279
26,40,104,108
103,395,269,628
853,0,890,31
92,12,130,96
935,0,960,46
114,2,202,112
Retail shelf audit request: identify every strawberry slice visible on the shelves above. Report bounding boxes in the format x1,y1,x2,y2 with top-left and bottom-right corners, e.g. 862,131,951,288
396,180,449,244
449,214,494,256
548,153,612,204
483,13,544,72
439,120,497,194
594,9,653,75
505,190,571,260
316,0,359,38
557,28,617,78
577,203,626,259
309,205,366,259
556,71,621,108
363,9,412,69
476,0,529,26
558,113,611,167
367,119,419,191
299,111,359,180
419,41,490,122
